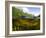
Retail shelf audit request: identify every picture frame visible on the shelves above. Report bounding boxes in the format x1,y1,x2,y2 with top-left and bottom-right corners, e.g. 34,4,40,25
5,1,45,37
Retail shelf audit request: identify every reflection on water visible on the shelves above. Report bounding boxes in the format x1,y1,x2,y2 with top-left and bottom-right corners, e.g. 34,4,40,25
12,18,40,31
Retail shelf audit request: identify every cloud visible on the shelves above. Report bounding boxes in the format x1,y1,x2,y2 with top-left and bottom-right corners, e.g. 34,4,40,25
15,7,40,16
22,7,29,13
22,7,40,16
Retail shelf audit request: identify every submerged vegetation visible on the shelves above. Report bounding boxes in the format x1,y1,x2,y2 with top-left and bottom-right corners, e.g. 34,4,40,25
12,7,40,31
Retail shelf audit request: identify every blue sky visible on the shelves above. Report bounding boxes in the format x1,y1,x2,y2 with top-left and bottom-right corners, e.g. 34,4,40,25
22,7,40,16
16,7,40,16
27,7,40,13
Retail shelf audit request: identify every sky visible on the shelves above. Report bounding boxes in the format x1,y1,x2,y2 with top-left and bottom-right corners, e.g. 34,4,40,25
16,7,40,16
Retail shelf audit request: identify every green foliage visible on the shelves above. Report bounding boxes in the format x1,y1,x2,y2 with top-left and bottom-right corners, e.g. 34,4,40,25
12,7,40,31
12,7,33,18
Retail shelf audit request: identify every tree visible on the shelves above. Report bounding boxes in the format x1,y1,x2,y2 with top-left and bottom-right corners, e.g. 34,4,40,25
12,7,33,18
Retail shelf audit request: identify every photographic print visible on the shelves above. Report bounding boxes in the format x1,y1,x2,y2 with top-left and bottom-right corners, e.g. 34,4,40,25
12,7,40,31
5,1,45,37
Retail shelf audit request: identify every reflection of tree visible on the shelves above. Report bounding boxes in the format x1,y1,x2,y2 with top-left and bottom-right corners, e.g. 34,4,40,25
12,18,40,31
